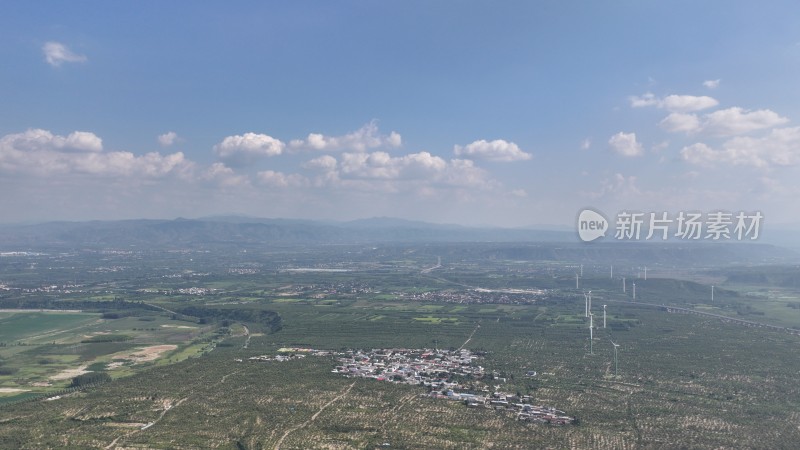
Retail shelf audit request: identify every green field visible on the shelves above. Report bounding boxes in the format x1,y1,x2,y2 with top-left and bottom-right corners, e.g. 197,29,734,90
1,243,799,448
0,311,99,344
0,297,799,448
0,310,217,394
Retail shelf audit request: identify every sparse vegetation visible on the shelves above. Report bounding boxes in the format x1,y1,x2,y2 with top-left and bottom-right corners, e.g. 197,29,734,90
0,242,798,448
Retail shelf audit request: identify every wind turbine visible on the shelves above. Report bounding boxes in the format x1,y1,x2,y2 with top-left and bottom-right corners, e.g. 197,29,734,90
622,277,626,293
589,313,594,355
603,305,607,328
711,285,714,303
632,282,636,301
583,291,589,317
610,265,613,279
610,339,620,377
588,290,592,314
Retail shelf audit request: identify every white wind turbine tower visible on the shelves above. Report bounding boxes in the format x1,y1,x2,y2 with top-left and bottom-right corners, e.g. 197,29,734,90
576,273,580,289
610,265,613,279
603,304,607,328
589,291,592,314
622,277,626,293
632,282,636,301
589,312,594,355
711,285,714,303
583,291,589,317
610,339,620,377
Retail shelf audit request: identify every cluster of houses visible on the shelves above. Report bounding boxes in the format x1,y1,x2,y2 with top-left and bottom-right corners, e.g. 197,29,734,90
333,348,485,383
6,283,84,294
240,347,332,363
332,348,575,426
137,286,215,296
433,390,575,425
88,265,126,273
161,271,211,279
242,354,305,363
398,289,549,305
275,280,375,298
228,267,260,275
175,287,214,296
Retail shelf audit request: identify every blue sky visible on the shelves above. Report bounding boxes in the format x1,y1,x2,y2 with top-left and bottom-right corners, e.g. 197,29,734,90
2,2,800,227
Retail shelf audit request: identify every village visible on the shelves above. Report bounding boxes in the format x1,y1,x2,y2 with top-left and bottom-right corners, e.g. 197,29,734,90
333,348,574,425
269,280,550,305
399,288,549,305
246,347,574,426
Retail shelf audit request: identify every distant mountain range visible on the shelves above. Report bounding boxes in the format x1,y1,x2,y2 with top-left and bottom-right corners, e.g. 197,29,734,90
0,216,574,249
0,217,796,266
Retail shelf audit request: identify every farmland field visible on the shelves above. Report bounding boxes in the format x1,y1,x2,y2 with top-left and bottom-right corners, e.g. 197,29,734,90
0,243,799,448
0,311,99,344
0,309,217,398
1,299,799,448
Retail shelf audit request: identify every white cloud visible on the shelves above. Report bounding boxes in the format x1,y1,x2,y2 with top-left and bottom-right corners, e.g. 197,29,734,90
0,128,102,153
660,95,719,113
200,162,249,187
5,129,55,152
64,131,103,152
589,173,641,199
0,129,190,177
289,121,401,152
702,107,788,136
581,138,591,150
608,132,643,157
339,151,447,179
257,170,308,188
703,79,721,89
158,131,179,147
680,126,800,168
440,159,493,188
213,132,285,164
659,112,702,133
629,92,718,112
304,151,494,191
679,143,718,166
629,92,660,108
42,41,87,67
303,155,338,171
105,151,188,177
453,139,531,162
660,107,788,136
